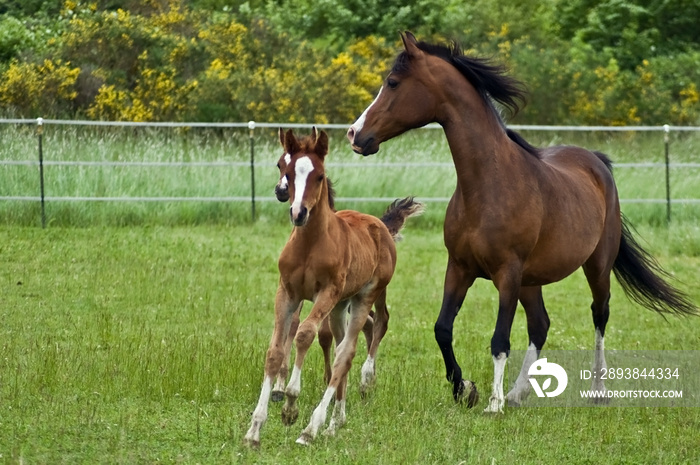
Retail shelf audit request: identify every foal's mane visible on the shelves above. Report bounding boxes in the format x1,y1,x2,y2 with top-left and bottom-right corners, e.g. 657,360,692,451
293,134,337,211
393,40,540,158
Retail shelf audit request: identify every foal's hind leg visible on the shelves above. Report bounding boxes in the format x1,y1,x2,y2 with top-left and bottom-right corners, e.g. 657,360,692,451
272,303,302,402
506,286,550,406
318,316,334,385
360,290,387,397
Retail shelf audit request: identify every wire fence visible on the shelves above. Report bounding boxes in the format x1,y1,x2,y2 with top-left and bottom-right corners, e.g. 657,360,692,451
2,118,700,227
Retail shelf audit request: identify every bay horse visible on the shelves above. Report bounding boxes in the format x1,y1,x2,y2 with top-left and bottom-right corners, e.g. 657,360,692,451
244,128,423,447
270,130,375,401
347,32,697,412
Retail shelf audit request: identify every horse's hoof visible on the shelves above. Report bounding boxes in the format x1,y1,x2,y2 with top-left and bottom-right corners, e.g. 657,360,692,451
454,379,479,408
271,390,284,402
281,405,299,426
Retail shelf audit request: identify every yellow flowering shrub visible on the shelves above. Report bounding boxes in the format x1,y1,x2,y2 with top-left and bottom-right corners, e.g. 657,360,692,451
0,59,80,117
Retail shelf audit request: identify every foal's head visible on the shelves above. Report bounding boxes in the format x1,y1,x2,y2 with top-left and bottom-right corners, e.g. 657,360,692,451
274,128,293,202
279,127,330,227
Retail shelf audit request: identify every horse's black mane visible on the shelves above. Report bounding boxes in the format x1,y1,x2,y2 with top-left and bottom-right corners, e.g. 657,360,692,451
392,40,540,158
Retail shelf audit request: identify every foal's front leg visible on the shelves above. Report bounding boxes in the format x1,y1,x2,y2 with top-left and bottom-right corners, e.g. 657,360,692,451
244,287,299,448
297,295,370,445
281,291,342,427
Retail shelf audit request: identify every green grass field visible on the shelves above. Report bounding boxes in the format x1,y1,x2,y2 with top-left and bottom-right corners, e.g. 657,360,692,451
2,124,700,462
1,222,699,463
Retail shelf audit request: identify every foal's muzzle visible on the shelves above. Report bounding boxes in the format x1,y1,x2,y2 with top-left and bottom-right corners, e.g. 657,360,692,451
275,185,289,202
290,206,308,226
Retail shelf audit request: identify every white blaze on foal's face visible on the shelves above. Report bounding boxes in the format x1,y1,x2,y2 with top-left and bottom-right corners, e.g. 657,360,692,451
290,156,315,219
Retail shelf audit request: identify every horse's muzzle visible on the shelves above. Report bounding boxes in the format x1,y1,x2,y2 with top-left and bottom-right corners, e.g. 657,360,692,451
347,127,378,156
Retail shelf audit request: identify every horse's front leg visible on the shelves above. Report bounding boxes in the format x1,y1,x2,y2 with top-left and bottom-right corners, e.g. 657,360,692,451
434,259,478,406
281,290,341,427
244,286,300,448
485,267,522,413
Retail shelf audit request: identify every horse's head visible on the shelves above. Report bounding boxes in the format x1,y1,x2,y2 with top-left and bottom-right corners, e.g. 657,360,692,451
347,31,442,156
280,127,329,227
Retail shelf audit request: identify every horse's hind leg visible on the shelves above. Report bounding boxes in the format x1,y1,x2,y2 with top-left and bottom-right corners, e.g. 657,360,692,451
360,290,387,397
583,258,613,399
506,286,550,406
272,303,302,402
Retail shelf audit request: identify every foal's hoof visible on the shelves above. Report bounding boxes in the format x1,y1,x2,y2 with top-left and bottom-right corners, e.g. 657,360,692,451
296,432,313,446
271,390,285,402
242,437,260,449
454,379,479,408
281,405,299,426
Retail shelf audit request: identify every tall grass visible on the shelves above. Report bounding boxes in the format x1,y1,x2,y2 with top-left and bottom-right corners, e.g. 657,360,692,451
1,224,698,463
1,124,699,227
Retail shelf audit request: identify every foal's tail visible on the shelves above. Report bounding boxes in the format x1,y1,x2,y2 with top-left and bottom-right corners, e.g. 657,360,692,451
613,216,698,317
380,197,424,242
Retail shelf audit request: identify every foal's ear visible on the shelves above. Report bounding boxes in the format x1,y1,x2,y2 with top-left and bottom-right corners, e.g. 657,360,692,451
314,130,329,158
278,128,285,147
310,126,318,142
401,31,420,57
284,129,301,155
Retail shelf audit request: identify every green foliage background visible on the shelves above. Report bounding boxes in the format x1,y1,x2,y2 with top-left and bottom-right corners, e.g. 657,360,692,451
0,0,699,124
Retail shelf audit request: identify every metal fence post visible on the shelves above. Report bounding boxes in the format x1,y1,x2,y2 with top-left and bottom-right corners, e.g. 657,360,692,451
248,120,256,221
663,124,671,223
37,117,46,228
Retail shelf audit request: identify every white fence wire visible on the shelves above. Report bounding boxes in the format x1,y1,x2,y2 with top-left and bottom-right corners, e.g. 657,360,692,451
2,119,700,224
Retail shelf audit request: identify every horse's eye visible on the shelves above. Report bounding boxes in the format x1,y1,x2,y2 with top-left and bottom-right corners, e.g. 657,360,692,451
317,174,324,182
387,78,399,89
276,162,281,169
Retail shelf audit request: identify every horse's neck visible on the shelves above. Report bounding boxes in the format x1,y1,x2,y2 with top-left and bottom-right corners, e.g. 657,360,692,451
441,105,522,187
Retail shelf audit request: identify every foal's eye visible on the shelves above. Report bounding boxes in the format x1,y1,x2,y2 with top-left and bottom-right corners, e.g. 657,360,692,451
387,77,399,89
317,174,324,182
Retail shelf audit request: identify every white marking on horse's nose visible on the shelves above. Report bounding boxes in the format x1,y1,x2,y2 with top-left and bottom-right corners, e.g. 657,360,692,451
348,86,383,143
291,156,313,218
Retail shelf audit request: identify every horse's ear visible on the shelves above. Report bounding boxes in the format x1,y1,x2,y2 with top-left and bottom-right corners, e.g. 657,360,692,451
278,128,285,147
284,129,300,155
310,126,318,142
315,130,329,159
401,31,420,57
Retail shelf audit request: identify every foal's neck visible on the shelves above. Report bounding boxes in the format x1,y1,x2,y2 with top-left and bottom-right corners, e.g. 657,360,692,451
295,180,335,236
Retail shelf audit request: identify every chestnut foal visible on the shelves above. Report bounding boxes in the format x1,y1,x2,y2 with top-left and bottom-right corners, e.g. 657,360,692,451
245,128,422,447
271,131,374,401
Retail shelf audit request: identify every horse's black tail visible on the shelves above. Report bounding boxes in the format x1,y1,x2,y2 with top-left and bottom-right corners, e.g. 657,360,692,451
613,216,698,317
380,197,424,242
